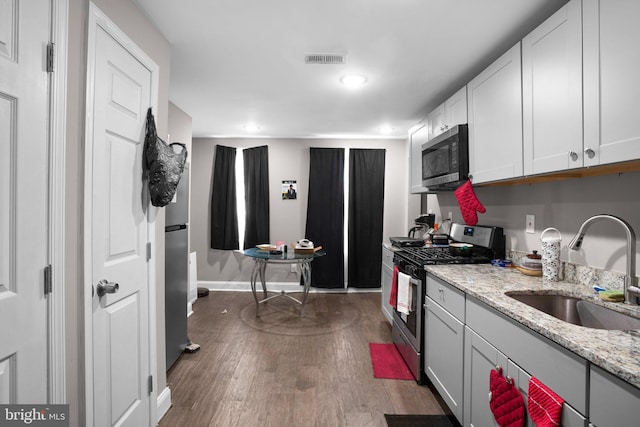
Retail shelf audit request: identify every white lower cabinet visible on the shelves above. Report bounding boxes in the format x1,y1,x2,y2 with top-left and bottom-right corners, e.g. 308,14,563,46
463,327,508,427
424,274,466,424
424,297,464,423
424,274,640,427
380,245,394,324
589,365,640,427
465,297,588,427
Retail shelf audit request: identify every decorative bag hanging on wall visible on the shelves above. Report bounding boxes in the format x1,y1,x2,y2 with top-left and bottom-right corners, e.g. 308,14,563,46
144,107,188,207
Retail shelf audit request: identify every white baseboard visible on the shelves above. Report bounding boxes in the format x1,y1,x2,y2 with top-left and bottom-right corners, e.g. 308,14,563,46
198,280,381,293
156,386,172,423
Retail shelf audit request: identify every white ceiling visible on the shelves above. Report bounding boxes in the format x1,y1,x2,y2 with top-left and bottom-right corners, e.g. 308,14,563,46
132,0,566,139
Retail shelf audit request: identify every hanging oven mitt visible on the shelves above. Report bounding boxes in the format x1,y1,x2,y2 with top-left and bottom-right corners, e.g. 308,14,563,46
528,376,564,427
454,179,486,226
489,367,525,427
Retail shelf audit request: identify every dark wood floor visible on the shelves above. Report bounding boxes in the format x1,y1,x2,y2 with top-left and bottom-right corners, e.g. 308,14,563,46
159,291,449,427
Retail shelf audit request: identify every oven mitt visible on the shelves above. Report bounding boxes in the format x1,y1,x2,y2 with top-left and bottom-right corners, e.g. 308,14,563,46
454,179,486,226
489,367,525,427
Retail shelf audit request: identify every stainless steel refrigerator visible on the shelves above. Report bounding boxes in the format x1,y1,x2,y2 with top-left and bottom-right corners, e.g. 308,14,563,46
165,164,189,370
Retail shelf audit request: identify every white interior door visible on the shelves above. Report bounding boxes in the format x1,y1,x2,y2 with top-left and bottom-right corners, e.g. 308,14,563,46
85,5,158,426
0,0,50,403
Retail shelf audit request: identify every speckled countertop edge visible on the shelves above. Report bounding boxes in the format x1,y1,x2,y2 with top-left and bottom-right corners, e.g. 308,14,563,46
424,264,640,389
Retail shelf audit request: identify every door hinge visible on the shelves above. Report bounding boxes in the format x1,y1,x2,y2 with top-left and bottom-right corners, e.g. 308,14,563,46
146,242,152,261
44,264,53,295
148,375,153,394
46,42,55,73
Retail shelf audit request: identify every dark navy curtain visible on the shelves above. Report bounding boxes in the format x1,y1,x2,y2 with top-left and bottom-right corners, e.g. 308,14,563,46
243,146,270,249
348,149,385,288
305,148,345,288
210,145,239,249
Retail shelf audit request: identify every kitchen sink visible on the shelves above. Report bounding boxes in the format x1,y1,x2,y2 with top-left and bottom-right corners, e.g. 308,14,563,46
505,292,640,330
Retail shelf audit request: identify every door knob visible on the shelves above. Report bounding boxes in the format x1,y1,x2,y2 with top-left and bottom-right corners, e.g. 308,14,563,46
568,151,578,161
96,279,119,297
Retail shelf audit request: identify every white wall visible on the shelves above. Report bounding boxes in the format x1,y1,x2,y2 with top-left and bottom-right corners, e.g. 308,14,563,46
429,170,640,278
191,137,409,285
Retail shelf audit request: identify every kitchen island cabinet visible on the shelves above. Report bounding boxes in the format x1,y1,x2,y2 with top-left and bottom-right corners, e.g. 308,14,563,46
522,0,583,175
467,43,523,184
583,0,640,167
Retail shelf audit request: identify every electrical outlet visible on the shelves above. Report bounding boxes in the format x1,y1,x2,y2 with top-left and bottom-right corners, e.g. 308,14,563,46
447,211,453,221
526,214,535,234
290,264,297,273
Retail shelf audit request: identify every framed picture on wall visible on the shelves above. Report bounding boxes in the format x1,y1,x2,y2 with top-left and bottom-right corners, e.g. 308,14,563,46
282,180,297,200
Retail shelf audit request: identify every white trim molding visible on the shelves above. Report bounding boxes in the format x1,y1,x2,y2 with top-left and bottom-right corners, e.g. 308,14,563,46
156,387,172,424
199,281,381,293
49,0,69,405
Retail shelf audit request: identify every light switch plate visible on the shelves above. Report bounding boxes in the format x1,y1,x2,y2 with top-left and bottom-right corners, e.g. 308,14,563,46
526,215,535,234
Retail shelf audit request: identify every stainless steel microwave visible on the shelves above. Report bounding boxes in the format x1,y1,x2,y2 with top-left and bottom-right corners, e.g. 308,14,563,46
421,124,469,190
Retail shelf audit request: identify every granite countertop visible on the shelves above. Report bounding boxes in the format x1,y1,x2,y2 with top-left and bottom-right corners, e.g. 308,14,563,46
425,264,640,389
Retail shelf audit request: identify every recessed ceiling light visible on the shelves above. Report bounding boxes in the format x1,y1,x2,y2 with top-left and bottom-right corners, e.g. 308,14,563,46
243,123,261,132
379,126,394,134
340,74,368,88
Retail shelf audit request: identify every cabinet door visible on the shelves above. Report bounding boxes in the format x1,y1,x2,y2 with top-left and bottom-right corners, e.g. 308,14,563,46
428,104,446,140
467,43,523,184
590,365,640,427
425,297,464,424
445,86,468,129
463,327,508,427
380,246,394,323
523,0,583,174
409,123,429,193
584,0,640,166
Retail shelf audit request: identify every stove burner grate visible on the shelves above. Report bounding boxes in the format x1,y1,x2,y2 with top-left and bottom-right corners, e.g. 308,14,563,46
397,246,491,265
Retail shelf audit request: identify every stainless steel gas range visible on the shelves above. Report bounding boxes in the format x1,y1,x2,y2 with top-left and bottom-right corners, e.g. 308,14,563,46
391,223,505,383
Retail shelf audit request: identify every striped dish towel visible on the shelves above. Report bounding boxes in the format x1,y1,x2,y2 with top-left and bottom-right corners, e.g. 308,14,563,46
528,376,564,427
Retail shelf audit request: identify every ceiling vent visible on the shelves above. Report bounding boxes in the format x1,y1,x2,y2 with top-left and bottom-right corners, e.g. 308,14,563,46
305,54,347,65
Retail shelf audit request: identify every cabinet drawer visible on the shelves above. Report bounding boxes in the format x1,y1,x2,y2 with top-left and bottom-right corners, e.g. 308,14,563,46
426,274,465,321
382,245,394,269
466,296,588,414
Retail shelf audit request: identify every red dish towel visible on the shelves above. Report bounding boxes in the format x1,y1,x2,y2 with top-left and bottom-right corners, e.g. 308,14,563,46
389,266,399,308
528,376,564,427
489,367,525,427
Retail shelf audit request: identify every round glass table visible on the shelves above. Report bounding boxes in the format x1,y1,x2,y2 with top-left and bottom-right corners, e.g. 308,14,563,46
242,247,326,317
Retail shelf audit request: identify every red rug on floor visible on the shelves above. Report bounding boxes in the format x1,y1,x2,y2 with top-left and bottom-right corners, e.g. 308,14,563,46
369,343,414,380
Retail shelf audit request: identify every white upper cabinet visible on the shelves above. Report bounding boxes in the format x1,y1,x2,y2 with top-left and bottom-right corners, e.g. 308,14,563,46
428,86,467,141
467,43,523,184
583,0,640,166
409,123,429,193
522,0,583,175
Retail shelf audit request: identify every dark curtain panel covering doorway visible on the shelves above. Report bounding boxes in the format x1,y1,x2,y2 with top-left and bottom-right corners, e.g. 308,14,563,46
243,145,270,249
305,148,345,288
210,145,239,250
348,149,385,288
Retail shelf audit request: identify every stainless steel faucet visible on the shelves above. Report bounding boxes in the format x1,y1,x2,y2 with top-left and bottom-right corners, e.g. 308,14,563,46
568,214,640,305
